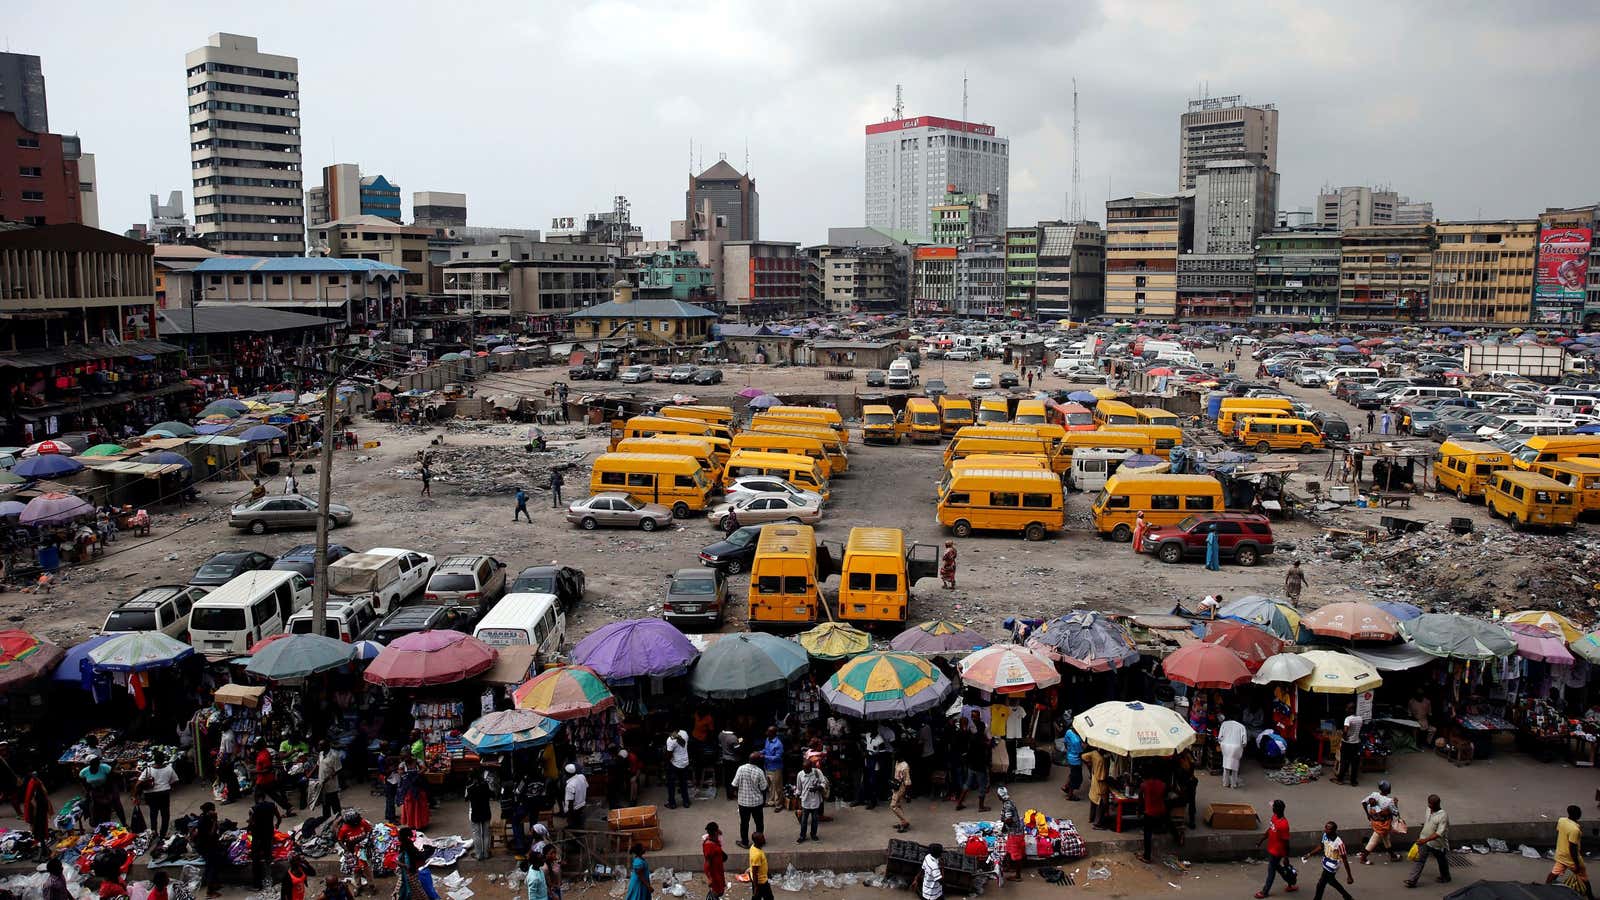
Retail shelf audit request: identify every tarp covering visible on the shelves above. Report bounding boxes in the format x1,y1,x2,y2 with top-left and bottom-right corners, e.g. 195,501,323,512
327,552,404,596
1350,643,1438,672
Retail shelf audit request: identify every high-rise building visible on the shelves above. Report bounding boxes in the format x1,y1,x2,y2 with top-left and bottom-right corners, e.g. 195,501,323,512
866,115,1008,241
1394,197,1434,225
1178,96,1277,192
307,164,401,225
1338,225,1435,323
0,111,81,226
1193,159,1278,254
1316,186,1434,229
1004,228,1039,314
185,33,304,256
1033,221,1105,321
1104,194,1192,319
1428,220,1537,325
413,191,466,229
685,160,758,242
1254,227,1340,324
0,53,48,134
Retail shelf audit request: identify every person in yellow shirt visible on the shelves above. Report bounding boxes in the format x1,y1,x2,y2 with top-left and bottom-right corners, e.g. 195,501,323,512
747,832,772,900
1548,806,1594,900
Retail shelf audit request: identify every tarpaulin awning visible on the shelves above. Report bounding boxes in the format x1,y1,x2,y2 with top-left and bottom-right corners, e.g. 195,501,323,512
480,645,540,684
78,460,189,477
1349,644,1438,672
0,339,182,369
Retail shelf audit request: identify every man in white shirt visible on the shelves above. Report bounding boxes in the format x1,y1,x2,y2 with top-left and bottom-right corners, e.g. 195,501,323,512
562,763,588,831
666,729,693,810
1217,716,1248,789
1199,595,1222,618
919,842,945,899
1336,704,1364,786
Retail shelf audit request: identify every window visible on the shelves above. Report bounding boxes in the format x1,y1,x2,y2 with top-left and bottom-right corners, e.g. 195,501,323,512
849,572,871,591
1022,493,1054,508
18,166,41,177
328,276,341,285
756,577,780,594
15,137,38,148
945,492,970,505
625,472,654,487
1186,495,1216,510
674,475,698,488
783,576,810,594
300,276,312,285
232,276,244,285
271,276,284,285
1105,494,1130,508
250,596,277,626
989,492,1020,507
1150,494,1180,510
20,191,43,202
599,471,625,486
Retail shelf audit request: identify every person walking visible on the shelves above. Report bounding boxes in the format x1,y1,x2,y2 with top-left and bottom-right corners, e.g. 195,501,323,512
1131,511,1149,553
549,470,564,508
1358,781,1399,864
939,541,957,590
1285,561,1308,604
1404,794,1450,889
1137,769,1170,863
623,844,651,900
1204,524,1221,571
953,720,991,813
747,833,773,900
419,464,432,498
1303,821,1354,900
665,729,693,810
562,764,589,832
1060,721,1084,801
730,752,768,848
21,771,50,859
466,771,493,861
194,801,225,898
890,753,912,833
915,843,944,900
314,742,343,821
1365,410,1375,433
794,758,828,844
524,852,549,900
702,822,728,900
514,488,532,523
284,473,298,495
1218,716,1247,789
248,792,282,889
138,750,179,839
761,727,785,811
1548,805,1593,899
1334,705,1363,787
1254,799,1298,898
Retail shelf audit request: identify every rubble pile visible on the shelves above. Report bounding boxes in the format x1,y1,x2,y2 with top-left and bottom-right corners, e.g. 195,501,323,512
1352,528,1600,615
396,445,590,496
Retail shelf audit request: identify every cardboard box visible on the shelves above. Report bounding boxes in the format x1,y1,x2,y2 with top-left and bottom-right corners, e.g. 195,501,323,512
1205,802,1259,830
609,825,663,851
607,806,659,830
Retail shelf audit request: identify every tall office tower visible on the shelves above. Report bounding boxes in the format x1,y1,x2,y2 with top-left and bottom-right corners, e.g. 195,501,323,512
685,159,758,242
185,33,304,255
0,53,48,133
1178,95,1277,192
866,114,1008,241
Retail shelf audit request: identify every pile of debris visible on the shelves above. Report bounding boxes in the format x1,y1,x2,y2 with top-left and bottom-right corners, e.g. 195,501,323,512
1353,528,1600,615
394,445,590,496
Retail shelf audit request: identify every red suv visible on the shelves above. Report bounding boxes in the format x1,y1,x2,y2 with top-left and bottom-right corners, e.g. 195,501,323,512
1139,513,1274,567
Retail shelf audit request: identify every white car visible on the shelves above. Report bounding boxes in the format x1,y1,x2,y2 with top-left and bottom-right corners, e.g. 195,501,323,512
971,372,996,389
618,365,653,383
1292,369,1326,387
944,349,978,361
707,493,823,531
723,475,824,508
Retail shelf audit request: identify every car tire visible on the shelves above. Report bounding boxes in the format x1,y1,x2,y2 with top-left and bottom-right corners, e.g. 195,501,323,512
786,517,802,525
1023,522,1046,542
580,517,598,531
1300,444,1315,454
1255,441,1272,454
1236,545,1259,567
1111,523,1133,543
672,502,690,519
951,519,973,538
1158,543,1184,564
329,515,341,530
1456,486,1468,502
640,518,658,532
726,559,744,575
249,520,268,535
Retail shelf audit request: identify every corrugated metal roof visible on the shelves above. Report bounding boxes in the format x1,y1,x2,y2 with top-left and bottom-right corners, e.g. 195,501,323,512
566,298,716,319
192,257,405,274
156,306,338,336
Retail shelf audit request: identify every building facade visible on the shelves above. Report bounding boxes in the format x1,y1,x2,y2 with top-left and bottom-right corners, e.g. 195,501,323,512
808,245,905,314
309,215,431,298
636,249,715,302
1178,96,1277,192
1338,225,1435,323
1317,186,1399,229
1177,253,1256,321
956,242,1005,317
930,189,999,245
721,241,804,318
440,240,616,332
170,256,406,327
1193,158,1277,254
865,115,1008,241
185,33,304,255
1426,220,1537,325
565,287,716,344
1004,227,1038,314
413,191,466,229
1394,198,1434,225
1533,206,1597,327
685,161,758,242
912,247,957,315
0,111,80,226
1033,221,1106,321
1253,228,1340,324
0,53,48,134
1104,194,1191,320
307,164,401,224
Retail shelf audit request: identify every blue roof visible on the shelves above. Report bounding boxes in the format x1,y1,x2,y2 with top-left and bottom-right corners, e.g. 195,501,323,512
192,257,406,274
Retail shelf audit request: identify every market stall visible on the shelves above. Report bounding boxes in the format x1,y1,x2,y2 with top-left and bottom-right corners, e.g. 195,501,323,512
1074,700,1198,833
1401,614,1517,760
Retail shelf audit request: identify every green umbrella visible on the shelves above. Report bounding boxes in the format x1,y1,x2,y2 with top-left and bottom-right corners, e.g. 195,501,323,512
81,444,127,457
689,633,808,700
1401,614,1515,661
244,634,355,681
145,421,195,437
0,471,24,486
821,651,953,720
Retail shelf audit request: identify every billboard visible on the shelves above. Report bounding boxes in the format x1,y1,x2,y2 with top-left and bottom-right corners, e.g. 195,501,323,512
1536,226,1592,307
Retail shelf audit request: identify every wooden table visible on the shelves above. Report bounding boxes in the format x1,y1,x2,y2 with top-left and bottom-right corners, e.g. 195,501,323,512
1107,790,1143,833
1377,492,1412,509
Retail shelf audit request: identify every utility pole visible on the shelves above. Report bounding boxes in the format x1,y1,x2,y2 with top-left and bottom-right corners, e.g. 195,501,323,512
310,349,340,636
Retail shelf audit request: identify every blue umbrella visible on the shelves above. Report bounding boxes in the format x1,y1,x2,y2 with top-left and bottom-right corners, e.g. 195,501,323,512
1067,390,1098,403
194,423,233,435
204,398,249,415
139,451,193,470
1334,345,1363,354
0,501,26,518
1374,601,1424,621
239,424,288,443
351,640,384,661
54,634,117,687
461,709,560,753
13,454,83,478
746,394,781,409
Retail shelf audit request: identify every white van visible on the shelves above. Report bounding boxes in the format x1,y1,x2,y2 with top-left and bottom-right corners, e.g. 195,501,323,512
1543,393,1600,415
1327,367,1380,393
472,592,566,661
1387,385,1463,403
286,596,379,642
1070,447,1139,492
886,359,913,389
188,571,311,658
1154,349,1198,367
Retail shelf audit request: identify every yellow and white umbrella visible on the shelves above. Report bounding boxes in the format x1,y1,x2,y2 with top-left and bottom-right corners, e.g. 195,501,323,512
1502,610,1584,644
1074,700,1196,758
1294,650,1382,694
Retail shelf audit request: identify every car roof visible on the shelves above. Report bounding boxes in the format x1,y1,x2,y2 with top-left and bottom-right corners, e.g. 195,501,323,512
438,555,489,570
516,565,559,577
121,585,191,607
205,550,261,563
380,606,448,626
591,491,635,503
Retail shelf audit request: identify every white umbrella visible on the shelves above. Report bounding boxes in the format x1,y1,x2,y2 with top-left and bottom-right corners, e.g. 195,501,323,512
1293,649,1383,695
1074,700,1197,758
1251,652,1315,685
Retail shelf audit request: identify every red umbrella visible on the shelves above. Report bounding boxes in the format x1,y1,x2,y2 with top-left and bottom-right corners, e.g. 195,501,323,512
1301,601,1400,642
1160,642,1252,689
364,630,498,687
1145,367,1175,377
0,630,65,692
1202,621,1284,672
248,634,293,654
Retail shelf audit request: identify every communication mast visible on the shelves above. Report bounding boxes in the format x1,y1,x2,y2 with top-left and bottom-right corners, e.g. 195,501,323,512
962,70,968,124
893,83,903,119
1070,78,1083,223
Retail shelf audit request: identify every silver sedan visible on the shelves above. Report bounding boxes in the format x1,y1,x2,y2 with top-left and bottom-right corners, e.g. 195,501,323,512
566,492,673,531
707,493,822,532
229,494,354,534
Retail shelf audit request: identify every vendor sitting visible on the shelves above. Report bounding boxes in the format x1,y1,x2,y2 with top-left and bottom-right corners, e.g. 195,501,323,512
249,479,267,500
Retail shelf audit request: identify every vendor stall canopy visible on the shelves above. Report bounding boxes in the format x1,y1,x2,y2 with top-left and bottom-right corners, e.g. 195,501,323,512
822,651,953,721
689,632,808,700
1075,700,1197,758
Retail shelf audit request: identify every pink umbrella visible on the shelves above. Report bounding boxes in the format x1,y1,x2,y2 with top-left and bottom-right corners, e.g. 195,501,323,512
1506,623,1575,665
364,630,498,687
19,492,94,526
737,387,768,399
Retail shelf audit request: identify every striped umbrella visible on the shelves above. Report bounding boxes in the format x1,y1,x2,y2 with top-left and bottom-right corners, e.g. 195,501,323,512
822,651,953,720
797,622,872,660
957,644,1060,695
1502,610,1584,643
1506,624,1575,665
350,641,384,661
512,665,616,720
87,632,194,672
0,630,64,692
889,620,989,656
462,709,560,754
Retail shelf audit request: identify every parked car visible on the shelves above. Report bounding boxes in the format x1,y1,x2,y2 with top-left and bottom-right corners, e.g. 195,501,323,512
1310,413,1350,442
924,379,949,400
662,567,729,630
331,547,438,614
970,372,996,389
999,371,1021,388
708,492,822,531
229,494,355,534
566,492,673,531
690,368,724,385
568,365,595,380
865,370,887,387
1292,369,1326,387
944,349,978,361
668,364,697,383
698,524,765,574
618,365,654,384
1405,406,1442,435
723,475,824,508
509,565,586,612
372,605,473,645
1140,513,1275,567
102,585,208,638
190,550,276,588
271,543,355,585
424,555,507,607
592,359,618,380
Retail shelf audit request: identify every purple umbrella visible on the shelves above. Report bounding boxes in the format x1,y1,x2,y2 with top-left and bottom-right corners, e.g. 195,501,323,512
570,618,698,682
13,454,83,479
737,387,768,399
19,492,94,525
747,394,781,409
239,424,287,443
0,501,26,518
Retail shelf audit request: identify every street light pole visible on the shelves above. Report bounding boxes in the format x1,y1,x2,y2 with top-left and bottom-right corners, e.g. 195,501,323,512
310,349,340,636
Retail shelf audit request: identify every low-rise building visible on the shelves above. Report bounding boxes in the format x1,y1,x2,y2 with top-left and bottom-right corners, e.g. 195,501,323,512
806,244,905,315
440,239,616,333
1253,227,1340,324
912,246,957,315
931,188,1000,245
153,243,221,309
565,283,715,344
1105,194,1191,320
1177,252,1256,322
1003,227,1038,314
810,340,900,369
1428,219,1537,326
309,215,431,298
170,256,408,327
1338,224,1435,323
721,240,804,318
634,249,714,303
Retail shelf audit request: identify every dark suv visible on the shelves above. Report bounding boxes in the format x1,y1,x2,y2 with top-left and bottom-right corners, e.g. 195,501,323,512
1139,513,1275,567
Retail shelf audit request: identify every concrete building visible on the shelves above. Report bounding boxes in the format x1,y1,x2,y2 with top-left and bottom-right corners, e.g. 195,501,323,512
912,246,957,315
1004,227,1038,314
956,240,1006,317
152,243,220,308
148,191,194,241
185,33,304,256
1317,186,1399,229
413,191,466,229
1338,224,1436,323
866,114,1008,241
0,53,48,134
807,245,905,315
1427,220,1537,326
721,241,804,318
1193,158,1277,254
1394,197,1434,225
685,160,758,242
0,111,81,226
68,145,96,228
309,215,431,298
1177,253,1256,322
1178,96,1277,192
635,249,715,303
1253,227,1341,324
440,239,616,333
1104,194,1192,320
1032,221,1106,321
171,256,406,328
307,164,401,224
565,283,715,344
931,188,999,246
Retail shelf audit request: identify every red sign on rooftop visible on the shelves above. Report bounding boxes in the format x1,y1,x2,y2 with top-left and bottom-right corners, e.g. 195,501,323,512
866,116,997,137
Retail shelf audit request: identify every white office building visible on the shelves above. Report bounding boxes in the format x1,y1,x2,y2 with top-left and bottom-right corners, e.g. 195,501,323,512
865,115,1008,241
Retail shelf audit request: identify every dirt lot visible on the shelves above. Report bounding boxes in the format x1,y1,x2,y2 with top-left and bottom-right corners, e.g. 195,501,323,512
10,349,1596,649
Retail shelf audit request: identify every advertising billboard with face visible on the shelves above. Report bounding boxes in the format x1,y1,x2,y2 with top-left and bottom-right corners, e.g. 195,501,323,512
1535,227,1593,322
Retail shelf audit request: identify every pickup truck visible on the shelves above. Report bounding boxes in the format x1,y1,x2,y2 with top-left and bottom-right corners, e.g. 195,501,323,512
326,547,436,616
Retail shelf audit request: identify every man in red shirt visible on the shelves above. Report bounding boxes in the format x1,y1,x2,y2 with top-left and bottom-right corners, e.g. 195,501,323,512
253,739,293,814
1139,771,1169,863
1255,799,1298,897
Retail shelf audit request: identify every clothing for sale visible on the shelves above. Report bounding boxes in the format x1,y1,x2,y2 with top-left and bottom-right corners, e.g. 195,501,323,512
950,813,1086,862
409,702,465,743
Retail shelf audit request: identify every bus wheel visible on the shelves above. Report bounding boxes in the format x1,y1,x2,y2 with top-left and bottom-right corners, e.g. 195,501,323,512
1300,443,1315,454
1255,441,1272,454
672,502,690,519
1456,486,1468,502
1024,523,1046,542
1111,523,1133,543
952,519,973,538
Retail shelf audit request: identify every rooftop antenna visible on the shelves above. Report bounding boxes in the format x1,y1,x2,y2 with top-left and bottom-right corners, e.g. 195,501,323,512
962,70,969,123
744,139,749,172
688,138,692,174
893,83,904,119
1070,77,1082,223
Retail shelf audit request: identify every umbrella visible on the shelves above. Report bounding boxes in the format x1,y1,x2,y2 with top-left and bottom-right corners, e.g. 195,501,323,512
1201,621,1284,672
1374,601,1424,621
1571,632,1600,664
350,640,384,661
1027,611,1140,671
1090,387,1119,400
145,421,195,437
1501,610,1584,643
1218,596,1302,641
1251,652,1316,685
139,450,193,470
0,501,26,518
439,352,467,361
190,435,246,447
737,388,768,399
19,492,93,525
0,630,65,691
20,440,72,457
1145,367,1174,377
244,634,356,680
1505,623,1575,665
821,651,954,720
461,709,561,754
0,471,22,486
13,454,84,479
364,630,498,687
569,618,698,681
193,423,233,435
1161,642,1252,689
87,632,194,672
1402,614,1515,661
689,632,809,699
746,394,781,409
513,665,616,719
797,622,872,660
1067,391,1098,403
268,391,299,403
957,645,1061,694
889,620,989,655
53,634,116,686
1074,700,1197,758
80,444,126,457
203,398,249,415
198,405,243,420
239,424,288,443
1295,649,1382,694
1301,601,1401,642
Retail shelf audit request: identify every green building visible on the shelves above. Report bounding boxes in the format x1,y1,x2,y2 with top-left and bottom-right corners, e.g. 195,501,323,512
1005,227,1039,315
931,188,999,246
1254,227,1341,324
636,249,714,302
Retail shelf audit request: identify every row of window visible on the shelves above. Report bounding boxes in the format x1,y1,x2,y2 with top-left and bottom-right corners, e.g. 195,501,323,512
192,138,298,154
193,120,299,136
187,62,295,81
192,157,301,171
196,194,299,208
194,176,300,189
200,231,303,243
190,100,298,118
188,81,298,100
195,213,303,224
210,273,345,286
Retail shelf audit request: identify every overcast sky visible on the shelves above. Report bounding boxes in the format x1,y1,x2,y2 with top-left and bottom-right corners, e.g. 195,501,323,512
12,0,1600,244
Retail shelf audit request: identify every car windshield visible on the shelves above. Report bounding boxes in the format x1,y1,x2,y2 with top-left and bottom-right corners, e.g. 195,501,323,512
191,607,246,631
104,609,158,631
670,575,717,595
511,574,555,593
196,563,239,579
429,574,478,592
272,561,315,577
864,413,893,425
1176,516,1199,531
728,528,758,547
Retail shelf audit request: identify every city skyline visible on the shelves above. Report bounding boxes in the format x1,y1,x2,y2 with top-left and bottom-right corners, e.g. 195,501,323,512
9,0,1600,246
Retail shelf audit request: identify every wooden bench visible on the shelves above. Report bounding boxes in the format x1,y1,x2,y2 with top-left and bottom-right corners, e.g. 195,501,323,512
1377,492,1412,509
